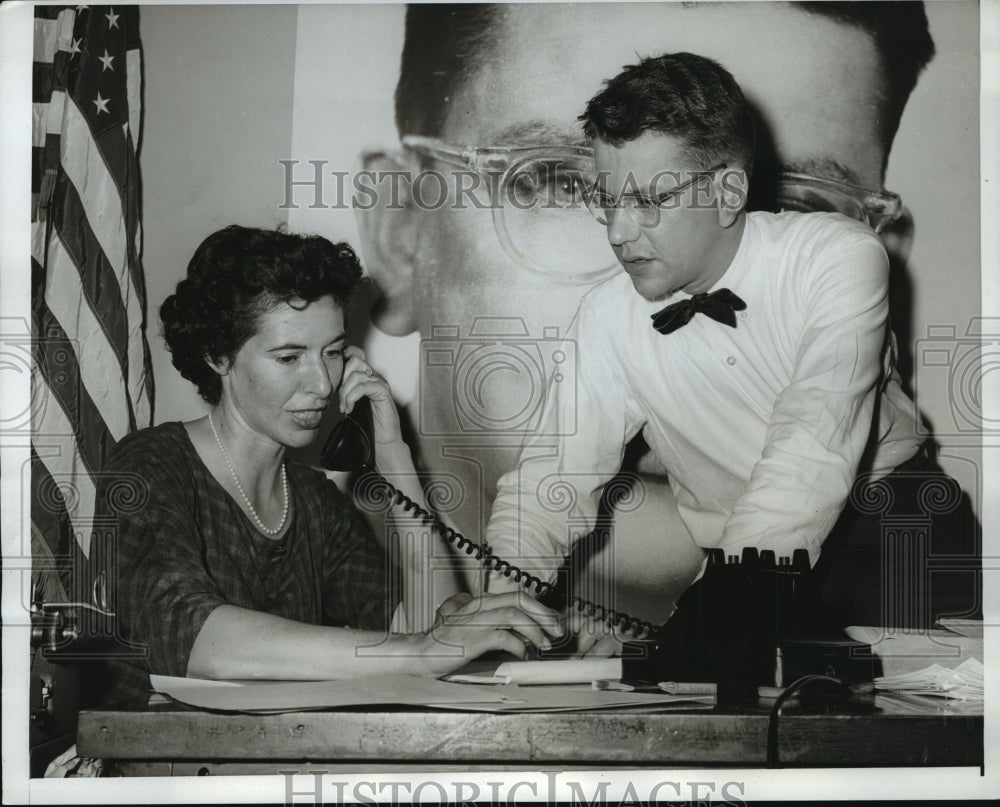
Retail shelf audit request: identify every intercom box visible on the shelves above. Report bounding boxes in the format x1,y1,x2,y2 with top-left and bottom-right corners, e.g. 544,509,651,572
774,638,878,688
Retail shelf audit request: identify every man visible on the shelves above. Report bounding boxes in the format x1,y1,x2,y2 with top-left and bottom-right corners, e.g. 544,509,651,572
356,3,950,627
482,51,980,633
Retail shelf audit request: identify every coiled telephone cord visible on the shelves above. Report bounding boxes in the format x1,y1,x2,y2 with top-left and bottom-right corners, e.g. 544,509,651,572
374,477,662,636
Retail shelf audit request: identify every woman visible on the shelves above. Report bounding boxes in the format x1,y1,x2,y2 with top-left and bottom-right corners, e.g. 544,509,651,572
95,225,562,703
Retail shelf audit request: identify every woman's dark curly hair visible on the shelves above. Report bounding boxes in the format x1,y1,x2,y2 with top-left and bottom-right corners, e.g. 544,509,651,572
160,225,364,405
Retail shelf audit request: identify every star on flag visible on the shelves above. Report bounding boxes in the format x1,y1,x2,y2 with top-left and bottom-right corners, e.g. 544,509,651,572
93,93,110,115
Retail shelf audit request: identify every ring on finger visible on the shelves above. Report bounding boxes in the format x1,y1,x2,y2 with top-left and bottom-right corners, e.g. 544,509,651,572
365,368,375,380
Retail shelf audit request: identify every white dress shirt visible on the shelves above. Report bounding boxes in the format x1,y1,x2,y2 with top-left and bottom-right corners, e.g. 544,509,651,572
484,211,923,583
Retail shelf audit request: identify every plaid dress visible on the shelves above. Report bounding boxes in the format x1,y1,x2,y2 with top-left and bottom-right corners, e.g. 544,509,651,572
91,422,396,704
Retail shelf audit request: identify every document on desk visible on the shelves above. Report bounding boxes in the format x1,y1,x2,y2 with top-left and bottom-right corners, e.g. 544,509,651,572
439,686,715,713
875,658,983,702
445,658,622,685
150,674,509,713
149,672,712,714
844,624,983,678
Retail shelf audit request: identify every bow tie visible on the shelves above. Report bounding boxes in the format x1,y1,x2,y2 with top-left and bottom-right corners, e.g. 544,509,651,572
651,288,747,335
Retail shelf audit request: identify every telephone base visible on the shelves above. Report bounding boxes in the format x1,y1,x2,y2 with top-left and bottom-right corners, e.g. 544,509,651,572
618,546,877,700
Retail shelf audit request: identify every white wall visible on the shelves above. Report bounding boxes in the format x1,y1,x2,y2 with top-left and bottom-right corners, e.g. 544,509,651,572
886,0,982,505
288,4,403,247
141,4,299,423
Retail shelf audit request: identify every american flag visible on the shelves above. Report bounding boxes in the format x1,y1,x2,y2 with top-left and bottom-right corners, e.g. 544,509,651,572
30,5,152,608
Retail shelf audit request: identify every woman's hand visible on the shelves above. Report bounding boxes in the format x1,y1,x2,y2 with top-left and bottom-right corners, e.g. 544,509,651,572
570,611,648,657
411,592,566,678
338,345,403,448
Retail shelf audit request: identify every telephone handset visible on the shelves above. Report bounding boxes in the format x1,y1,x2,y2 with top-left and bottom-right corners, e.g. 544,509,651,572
322,397,376,472
320,399,661,636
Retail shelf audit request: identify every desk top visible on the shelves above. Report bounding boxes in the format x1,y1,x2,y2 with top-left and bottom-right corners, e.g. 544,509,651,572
77,695,983,770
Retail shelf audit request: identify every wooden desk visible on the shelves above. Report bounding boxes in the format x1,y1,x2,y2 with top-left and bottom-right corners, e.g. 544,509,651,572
77,695,983,775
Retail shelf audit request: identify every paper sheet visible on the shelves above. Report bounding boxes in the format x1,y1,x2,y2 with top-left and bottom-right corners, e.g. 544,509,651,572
435,685,716,713
150,674,510,712
875,657,984,701
935,618,984,638
150,670,711,714
445,658,622,685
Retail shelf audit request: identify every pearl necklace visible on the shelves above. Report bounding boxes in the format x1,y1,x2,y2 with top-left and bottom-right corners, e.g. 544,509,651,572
208,411,288,536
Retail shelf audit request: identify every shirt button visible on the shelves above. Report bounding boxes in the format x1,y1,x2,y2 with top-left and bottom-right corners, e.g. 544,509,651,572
740,311,748,319
727,356,737,366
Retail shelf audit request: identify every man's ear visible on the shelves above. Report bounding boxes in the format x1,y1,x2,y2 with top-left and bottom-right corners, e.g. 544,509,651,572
716,167,749,228
879,206,914,269
354,148,424,335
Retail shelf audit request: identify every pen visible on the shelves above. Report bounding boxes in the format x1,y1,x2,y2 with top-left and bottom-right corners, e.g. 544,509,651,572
659,682,718,696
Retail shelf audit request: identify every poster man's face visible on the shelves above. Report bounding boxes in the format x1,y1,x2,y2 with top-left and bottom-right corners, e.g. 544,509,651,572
378,2,890,538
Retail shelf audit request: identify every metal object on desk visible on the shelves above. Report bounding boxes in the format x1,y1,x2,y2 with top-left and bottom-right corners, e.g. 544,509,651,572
29,652,80,777
30,600,136,659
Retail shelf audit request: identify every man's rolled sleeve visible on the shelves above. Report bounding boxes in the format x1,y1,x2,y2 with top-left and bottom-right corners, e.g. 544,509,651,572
485,302,642,589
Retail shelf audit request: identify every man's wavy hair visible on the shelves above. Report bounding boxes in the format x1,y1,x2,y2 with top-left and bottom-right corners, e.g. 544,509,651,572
580,52,757,178
160,225,364,405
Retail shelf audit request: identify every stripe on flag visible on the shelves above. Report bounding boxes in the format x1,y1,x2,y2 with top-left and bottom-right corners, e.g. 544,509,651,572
40,236,131,442
31,374,100,559
32,92,66,147
31,7,152,598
